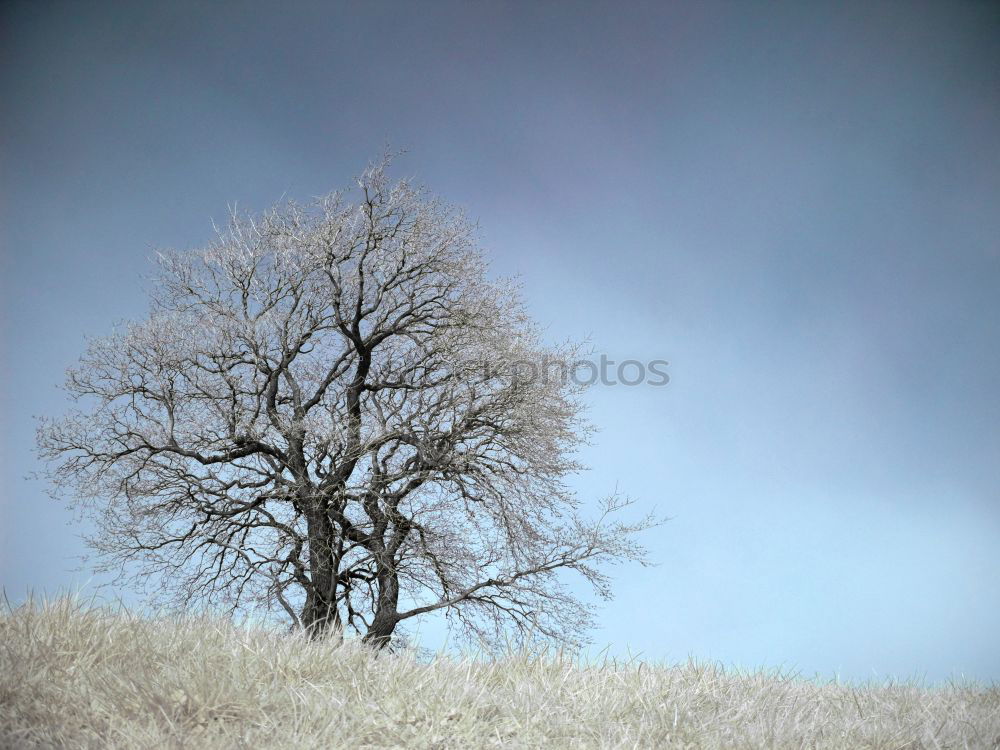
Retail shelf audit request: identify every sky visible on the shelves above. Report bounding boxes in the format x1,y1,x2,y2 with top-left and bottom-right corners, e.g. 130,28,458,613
2,1,999,683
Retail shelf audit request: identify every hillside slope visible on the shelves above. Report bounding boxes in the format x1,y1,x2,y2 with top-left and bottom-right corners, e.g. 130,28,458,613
2,599,997,749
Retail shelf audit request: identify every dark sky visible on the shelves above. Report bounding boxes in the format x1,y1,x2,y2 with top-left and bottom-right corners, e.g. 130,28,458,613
2,0,999,681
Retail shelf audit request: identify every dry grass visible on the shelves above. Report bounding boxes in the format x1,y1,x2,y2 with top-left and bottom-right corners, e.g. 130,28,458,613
2,598,997,749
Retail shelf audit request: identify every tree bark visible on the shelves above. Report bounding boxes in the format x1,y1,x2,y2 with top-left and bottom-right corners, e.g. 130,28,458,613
301,510,341,637
361,567,400,648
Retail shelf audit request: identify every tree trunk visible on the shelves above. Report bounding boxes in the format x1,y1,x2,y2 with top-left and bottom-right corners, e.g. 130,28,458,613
301,588,340,637
301,510,341,637
362,566,400,648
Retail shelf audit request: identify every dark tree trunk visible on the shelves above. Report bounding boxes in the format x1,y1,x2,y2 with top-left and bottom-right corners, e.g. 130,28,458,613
301,510,341,637
301,588,340,636
361,566,400,648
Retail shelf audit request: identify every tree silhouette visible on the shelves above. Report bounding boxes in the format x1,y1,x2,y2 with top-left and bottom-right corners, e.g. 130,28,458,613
38,160,656,649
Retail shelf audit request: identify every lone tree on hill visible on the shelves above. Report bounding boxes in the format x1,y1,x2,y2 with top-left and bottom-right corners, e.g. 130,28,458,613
38,160,657,649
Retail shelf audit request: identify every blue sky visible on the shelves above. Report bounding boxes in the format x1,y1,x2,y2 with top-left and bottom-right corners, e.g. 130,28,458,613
2,1,998,682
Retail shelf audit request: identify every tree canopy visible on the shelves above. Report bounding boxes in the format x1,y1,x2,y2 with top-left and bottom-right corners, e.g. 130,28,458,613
38,161,656,649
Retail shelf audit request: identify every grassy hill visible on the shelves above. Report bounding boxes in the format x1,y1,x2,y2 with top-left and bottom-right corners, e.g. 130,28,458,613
2,598,997,749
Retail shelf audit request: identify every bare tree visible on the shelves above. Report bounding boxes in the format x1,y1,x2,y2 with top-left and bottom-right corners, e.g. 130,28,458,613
37,160,657,649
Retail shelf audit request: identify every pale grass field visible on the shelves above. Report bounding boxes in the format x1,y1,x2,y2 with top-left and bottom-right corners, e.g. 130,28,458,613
2,599,998,749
